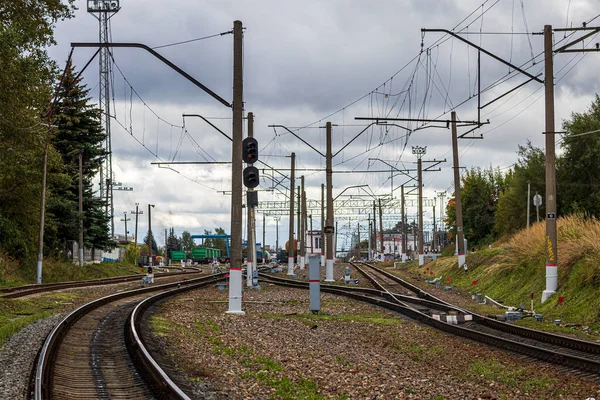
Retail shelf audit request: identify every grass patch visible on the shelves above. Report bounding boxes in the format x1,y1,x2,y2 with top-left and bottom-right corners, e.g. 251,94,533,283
0,256,142,290
149,316,170,337
468,359,522,387
206,320,220,333
0,296,78,346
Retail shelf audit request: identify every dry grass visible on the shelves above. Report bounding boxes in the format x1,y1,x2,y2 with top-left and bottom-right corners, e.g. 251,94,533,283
498,214,600,284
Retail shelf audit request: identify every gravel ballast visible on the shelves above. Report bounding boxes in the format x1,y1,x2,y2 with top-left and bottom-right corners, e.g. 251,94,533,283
149,281,600,399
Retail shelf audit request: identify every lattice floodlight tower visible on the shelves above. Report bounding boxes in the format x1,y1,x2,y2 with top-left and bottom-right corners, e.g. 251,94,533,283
88,0,120,237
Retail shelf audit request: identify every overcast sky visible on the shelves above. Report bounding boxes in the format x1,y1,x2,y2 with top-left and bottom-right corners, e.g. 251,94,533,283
48,0,600,253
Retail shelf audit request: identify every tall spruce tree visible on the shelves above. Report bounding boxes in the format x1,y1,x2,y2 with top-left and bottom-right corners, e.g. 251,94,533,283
48,62,113,257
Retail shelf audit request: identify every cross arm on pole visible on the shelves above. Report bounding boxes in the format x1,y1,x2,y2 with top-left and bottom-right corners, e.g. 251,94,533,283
421,29,543,84
268,125,326,157
183,114,232,141
71,42,232,108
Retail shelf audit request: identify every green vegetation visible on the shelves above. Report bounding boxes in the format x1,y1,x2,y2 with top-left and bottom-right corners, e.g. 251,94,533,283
420,214,600,335
0,259,142,289
149,316,170,337
0,293,81,346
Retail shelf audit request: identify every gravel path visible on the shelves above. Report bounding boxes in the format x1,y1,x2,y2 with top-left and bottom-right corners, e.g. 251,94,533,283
0,313,64,400
149,281,600,399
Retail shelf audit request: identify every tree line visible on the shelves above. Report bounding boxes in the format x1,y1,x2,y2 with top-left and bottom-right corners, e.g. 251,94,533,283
445,95,600,247
0,1,115,265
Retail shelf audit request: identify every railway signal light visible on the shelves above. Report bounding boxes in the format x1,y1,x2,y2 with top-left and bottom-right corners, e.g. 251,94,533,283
243,166,260,188
242,137,258,164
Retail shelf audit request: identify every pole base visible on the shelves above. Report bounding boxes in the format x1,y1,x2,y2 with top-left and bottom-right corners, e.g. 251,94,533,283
225,310,246,315
457,254,466,268
418,254,424,266
325,259,334,282
541,290,555,303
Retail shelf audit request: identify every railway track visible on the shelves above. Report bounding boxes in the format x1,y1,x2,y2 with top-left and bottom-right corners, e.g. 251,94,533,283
33,272,225,399
261,264,600,378
1,269,201,299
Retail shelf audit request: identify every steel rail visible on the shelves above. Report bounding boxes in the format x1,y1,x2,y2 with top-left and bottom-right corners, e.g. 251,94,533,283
259,273,600,375
355,262,600,356
34,273,225,399
1,269,200,299
126,277,232,399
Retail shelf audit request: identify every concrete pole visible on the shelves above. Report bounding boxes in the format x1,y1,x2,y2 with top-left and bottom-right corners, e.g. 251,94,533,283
372,201,377,259
78,150,84,266
325,122,334,282
542,24,558,303
274,216,280,258
451,111,465,268
417,157,424,266
401,185,407,262
262,213,265,264
287,153,295,275
298,175,306,269
297,185,300,267
368,216,372,261
527,181,531,229
433,204,436,252
309,215,313,255
227,20,245,315
320,183,325,267
536,191,540,223
148,204,153,265
357,222,361,259
378,198,384,259
303,195,307,266
246,112,254,287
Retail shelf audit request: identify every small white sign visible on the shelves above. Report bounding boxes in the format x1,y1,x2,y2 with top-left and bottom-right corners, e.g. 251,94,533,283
533,194,542,207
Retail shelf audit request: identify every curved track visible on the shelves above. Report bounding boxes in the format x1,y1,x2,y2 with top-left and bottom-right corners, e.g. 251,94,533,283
34,273,224,400
2,269,201,299
261,265,600,378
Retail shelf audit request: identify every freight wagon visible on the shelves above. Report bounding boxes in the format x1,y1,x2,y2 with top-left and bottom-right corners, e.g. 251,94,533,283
191,247,222,264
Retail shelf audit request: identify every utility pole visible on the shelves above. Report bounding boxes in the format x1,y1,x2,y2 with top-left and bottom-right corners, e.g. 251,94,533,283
274,216,280,257
300,176,305,269
433,204,436,252
121,212,131,242
378,198,384,258
131,203,143,247
357,222,361,259
78,150,84,266
246,112,254,287
325,122,334,282
297,185,300,267
401,185,407,261
542,24,557,303
451,112,466,268
227,20,244,315
368,216,372,261
372,201,377,259
527,181,531,228
287,152,295,275
438,191,446,248
413,145,426,266
262,213,265,264
321,183,325,267
148,204,155,266
309,214,313,255
164,228,167,264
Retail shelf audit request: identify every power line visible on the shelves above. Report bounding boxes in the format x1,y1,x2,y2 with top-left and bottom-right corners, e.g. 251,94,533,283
152,30,232,50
